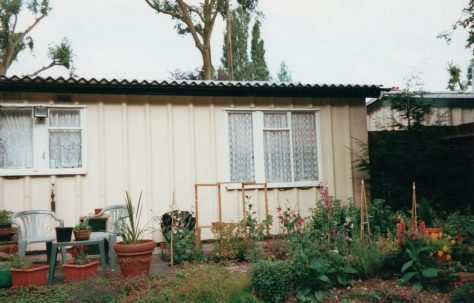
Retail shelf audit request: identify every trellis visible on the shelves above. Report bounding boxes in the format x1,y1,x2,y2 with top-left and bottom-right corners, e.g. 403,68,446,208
193,182,269,240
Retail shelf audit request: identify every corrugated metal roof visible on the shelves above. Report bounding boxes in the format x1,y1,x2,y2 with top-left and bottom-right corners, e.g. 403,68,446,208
0,75,386,98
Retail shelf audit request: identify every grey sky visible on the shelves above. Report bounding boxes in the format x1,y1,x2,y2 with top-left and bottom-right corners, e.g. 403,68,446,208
7,0,471,91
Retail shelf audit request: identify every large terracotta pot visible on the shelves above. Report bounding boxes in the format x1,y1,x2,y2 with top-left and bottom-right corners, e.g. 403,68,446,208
114,240,155,277
63,261,99,282
10,264,49,287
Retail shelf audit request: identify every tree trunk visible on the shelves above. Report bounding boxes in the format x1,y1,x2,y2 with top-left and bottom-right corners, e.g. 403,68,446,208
202,46,214,80
226,2,233,80
0,64,7,76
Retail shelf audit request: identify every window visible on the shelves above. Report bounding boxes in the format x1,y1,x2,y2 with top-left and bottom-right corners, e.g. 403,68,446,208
227,110,321,186
0,106,86,176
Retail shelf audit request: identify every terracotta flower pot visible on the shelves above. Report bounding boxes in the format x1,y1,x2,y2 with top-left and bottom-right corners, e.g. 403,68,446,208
63,261,99,282
10,264,49,287
425,227,442,236
114,240,155,277
73,229,91,241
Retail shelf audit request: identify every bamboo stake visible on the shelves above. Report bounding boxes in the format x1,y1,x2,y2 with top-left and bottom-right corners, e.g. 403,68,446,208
217,184,222,223
412,182,417,231
194,184,200,240
170,191,176,268
360,180,365,241
264,183,269,236
241,183,246,225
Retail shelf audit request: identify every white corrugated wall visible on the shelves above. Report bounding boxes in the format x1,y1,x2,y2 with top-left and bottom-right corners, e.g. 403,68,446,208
0,92,367,245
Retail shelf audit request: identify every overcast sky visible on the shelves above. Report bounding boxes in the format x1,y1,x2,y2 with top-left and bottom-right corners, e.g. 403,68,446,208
7,0,471,91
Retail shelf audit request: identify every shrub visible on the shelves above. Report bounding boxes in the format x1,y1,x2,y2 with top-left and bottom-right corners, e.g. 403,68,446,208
348,239,385,278
140,265,258,303
251,260,294,303
451,281,474,303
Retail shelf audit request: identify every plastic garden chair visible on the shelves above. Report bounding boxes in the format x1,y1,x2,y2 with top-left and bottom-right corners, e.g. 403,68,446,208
11,210,67,262
84,204,128,272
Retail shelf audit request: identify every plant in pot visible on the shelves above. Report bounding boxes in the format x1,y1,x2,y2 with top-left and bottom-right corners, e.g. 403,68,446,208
0,210,15,242
114,191,156,277
73,222,92,241
9,253,49,287
63,246,99,282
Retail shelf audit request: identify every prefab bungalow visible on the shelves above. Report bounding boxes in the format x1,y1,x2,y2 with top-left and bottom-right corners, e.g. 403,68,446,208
0,76,383,242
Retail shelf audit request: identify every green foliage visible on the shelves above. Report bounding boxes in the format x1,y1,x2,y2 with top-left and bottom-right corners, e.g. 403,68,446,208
446,61,469,91
277,61,292,82
441,212,474,238
211,197,272,262
48,38,74,71
8,253,31,269
118,191,155,245
0,210,12,224
369,199,396,236
211,222,246,262
139,265,260,303
311,198,358,249
294,252,357,303
73,222,91,231
363,84,474,211
451,281,474,303
347,239,385,278
73,245,89,265
221,6,251,81
0,284,75,303
398,235,438,291
250,260,294,303
249,20,270,81
0,0,73,76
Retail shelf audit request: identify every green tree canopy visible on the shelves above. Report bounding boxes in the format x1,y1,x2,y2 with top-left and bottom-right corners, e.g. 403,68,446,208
276,61,291,82
249,20,270,80
0,0,74,76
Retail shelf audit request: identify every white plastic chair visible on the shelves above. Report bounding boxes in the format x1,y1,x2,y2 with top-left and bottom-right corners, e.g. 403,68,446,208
84,204,128,272
11,210,67,262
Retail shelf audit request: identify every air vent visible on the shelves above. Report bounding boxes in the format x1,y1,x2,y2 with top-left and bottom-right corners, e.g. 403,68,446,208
56,94,72,102
1,92,21,101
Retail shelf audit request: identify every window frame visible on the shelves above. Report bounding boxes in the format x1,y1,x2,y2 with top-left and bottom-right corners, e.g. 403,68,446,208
0,104,87,176
224,108,323,189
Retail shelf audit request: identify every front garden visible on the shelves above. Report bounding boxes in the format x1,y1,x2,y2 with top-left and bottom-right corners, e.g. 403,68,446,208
0,193,473,302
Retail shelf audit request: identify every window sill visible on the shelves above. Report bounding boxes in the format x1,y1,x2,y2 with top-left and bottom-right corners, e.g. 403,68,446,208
0,169,87,177
225,181,321,190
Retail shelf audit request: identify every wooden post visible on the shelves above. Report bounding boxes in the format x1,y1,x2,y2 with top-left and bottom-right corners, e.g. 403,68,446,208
412,182,417,231
194,184,200,240
241,183,246,225
217,183,222,223
50,183,56,212
360,180,365,241
264,183,269,235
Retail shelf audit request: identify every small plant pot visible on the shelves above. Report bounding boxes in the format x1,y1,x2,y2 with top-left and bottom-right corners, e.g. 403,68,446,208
425,227,442,236
10,264,49,287
0,227,16,242
0,267,12,288
73,229,91,241
56,227,73,242
94,208,102,215
63,261,99,282
0,223,12,229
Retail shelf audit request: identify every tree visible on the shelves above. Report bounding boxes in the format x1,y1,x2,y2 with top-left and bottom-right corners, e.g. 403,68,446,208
145,0,227,80
0,0,74,76
249,20,270,80
220,6,251,80
276,61,291,82
358,75,473,212
438,1,474,90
